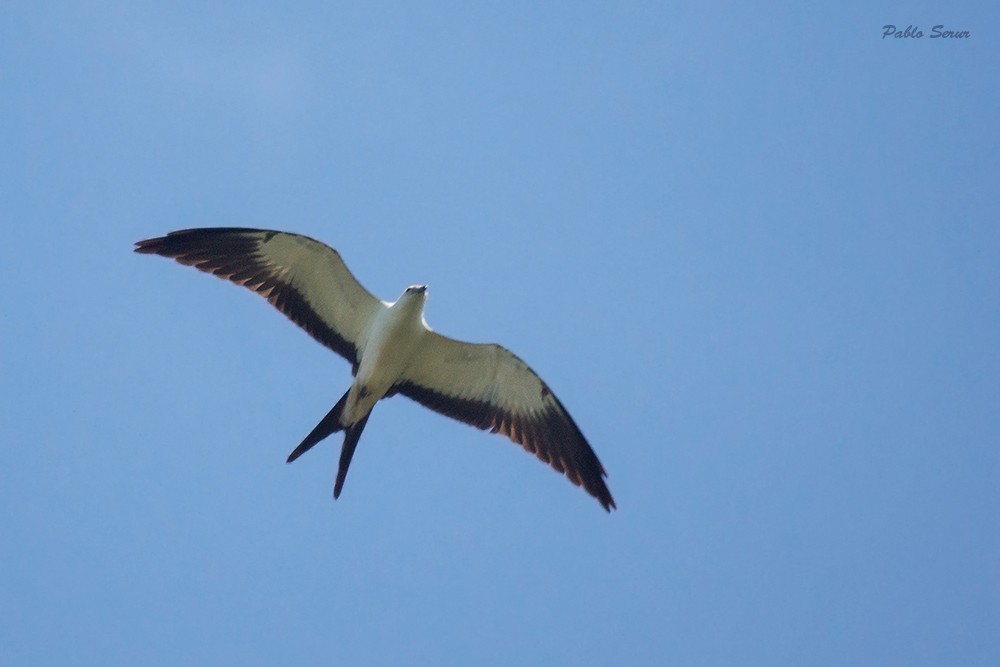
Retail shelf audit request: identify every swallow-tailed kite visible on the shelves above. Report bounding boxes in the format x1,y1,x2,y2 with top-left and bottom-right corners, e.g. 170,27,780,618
135,228,615,511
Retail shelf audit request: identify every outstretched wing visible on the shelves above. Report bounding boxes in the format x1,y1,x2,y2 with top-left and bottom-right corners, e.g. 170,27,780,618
135,228,384,370
395,333,615,511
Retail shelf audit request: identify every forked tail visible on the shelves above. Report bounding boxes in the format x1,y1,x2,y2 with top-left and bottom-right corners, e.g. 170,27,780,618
286,390,350,463
334,412,371,499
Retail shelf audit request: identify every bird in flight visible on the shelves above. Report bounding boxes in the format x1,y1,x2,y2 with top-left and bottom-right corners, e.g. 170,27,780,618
135,228,615,511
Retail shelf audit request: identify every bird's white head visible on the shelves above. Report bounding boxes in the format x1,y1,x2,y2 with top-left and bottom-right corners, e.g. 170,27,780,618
395,284,428,308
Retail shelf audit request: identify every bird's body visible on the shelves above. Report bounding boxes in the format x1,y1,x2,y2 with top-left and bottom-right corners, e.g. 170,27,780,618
346,288,427,424
135,228,615,511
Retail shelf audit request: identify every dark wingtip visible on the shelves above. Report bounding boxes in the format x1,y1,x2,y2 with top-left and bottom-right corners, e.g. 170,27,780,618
134,237,165,254
595,475,616,512
134,228,259,255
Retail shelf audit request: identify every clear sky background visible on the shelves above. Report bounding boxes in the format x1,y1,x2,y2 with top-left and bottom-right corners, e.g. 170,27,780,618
3,2,998,665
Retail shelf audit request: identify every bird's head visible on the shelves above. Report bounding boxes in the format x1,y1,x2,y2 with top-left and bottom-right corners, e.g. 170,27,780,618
396,284,428,307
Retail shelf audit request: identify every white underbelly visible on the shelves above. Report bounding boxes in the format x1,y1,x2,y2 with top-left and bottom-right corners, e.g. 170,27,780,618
343,304,426,424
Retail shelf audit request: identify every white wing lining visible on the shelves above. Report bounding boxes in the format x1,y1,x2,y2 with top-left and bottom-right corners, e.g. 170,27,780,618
396,332,615,511
135,228,385,370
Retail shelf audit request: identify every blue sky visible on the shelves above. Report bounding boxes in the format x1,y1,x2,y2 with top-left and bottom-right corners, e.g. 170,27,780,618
2,2,998,664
